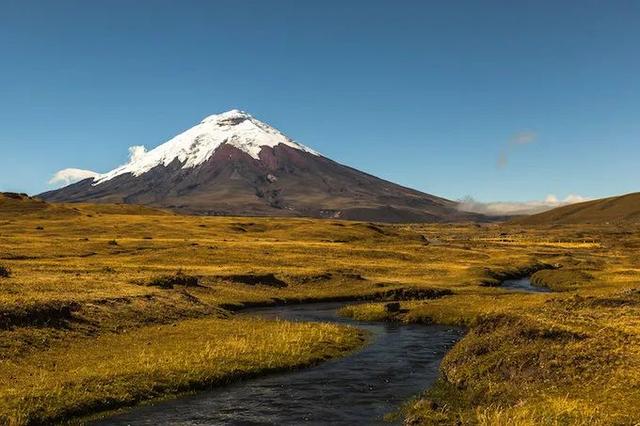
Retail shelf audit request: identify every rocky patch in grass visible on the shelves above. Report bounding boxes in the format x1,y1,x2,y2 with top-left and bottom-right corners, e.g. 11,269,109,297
294,272,335,284
291,270,367,285
146,271,201,289
371,287,453,301
0,301,79,330
475,263,559,287
215,273,288,288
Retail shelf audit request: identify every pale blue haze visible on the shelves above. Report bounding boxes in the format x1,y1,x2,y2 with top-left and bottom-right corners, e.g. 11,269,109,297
1,0,639,202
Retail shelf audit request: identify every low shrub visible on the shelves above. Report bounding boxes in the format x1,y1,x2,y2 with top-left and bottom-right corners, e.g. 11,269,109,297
148,270,199,289
0,266,10,278
216,273,287,288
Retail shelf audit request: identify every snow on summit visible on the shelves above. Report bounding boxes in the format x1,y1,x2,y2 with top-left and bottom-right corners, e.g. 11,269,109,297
92,110,320,185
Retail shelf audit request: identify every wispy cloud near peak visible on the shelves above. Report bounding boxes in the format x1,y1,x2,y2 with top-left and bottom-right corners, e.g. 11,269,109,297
48,168,99,187
458,194,589,216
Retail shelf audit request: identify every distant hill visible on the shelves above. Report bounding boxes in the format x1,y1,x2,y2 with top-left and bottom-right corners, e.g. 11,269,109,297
513,192,640,225
0,192,169,219
0,192,78,218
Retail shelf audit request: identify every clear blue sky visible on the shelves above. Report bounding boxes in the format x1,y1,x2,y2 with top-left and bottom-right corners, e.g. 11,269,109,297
1,0,639,202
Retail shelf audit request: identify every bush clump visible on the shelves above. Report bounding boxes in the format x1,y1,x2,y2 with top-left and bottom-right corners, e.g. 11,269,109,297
148,270,199,289
218,273,288,288
0,266,10,278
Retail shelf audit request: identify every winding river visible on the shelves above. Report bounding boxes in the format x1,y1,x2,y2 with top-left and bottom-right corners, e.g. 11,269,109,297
94,277,545,425
95,302,463,425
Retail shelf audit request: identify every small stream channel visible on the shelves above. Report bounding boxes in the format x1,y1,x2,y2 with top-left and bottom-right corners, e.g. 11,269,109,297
501,276,551,293
95,277,544,425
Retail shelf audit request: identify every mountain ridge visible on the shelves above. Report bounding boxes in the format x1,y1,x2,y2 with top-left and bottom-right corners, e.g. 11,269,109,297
40,110,484,223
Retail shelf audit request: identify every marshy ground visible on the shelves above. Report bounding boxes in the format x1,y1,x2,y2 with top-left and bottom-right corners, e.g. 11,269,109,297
0,202,639,424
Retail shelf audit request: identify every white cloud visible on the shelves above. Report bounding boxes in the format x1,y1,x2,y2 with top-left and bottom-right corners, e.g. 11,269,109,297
48,168,99,187
128,145,147,162
563,194,587,203
509,131,537,145
48,146,146,188
458,194,589,216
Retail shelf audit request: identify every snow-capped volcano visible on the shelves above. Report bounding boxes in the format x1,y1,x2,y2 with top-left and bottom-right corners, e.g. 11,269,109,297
94,110,319,184
40,110,483,223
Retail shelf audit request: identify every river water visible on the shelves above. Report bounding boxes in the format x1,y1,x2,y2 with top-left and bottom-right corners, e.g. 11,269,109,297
95,277,547,425
501,276,551,293
95,302,464,425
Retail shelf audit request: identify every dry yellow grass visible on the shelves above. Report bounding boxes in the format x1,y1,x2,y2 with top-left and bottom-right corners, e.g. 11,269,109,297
341,226,640,425
0,317,362,425
1,201,640,424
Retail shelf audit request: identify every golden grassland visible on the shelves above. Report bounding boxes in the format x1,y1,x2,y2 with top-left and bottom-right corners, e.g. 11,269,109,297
340,231,640,425
1,317,362,425
1,200,639,424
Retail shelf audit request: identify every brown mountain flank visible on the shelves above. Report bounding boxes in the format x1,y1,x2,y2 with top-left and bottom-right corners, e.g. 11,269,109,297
38,110,487,223
39,144,484,223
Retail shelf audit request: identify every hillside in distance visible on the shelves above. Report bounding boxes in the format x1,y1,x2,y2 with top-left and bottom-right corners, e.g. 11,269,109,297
39,110,483,223
0,192,77,218
514,192,640,225
0,192,170,219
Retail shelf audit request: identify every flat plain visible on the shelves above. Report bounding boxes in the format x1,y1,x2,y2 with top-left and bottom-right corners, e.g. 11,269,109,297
1,195,639,425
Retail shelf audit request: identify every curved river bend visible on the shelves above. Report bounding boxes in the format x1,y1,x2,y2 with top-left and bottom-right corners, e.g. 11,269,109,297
95,302,464,425
94,278,545,425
